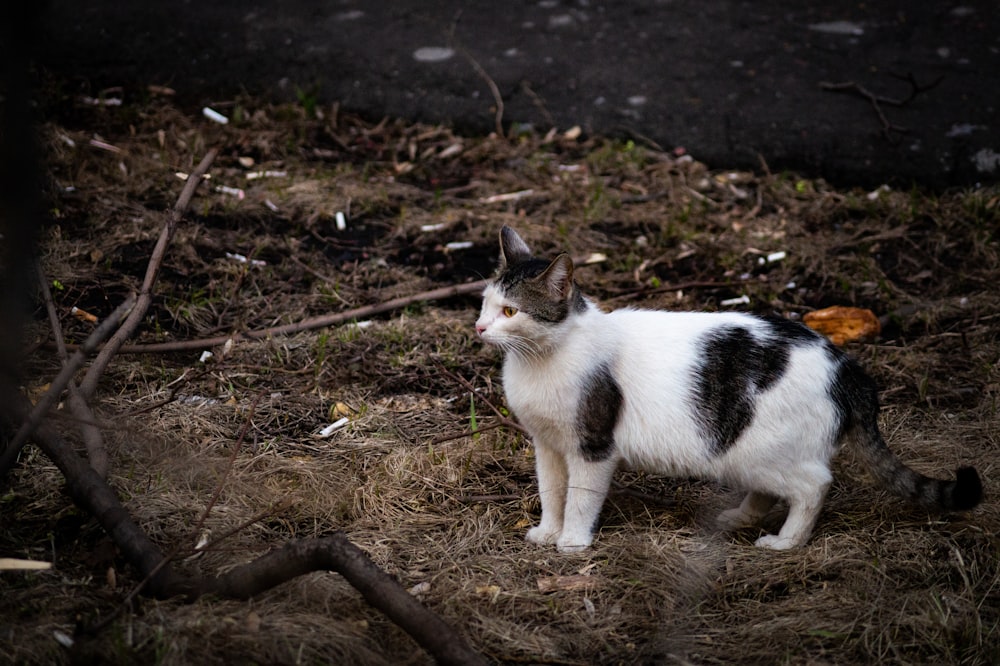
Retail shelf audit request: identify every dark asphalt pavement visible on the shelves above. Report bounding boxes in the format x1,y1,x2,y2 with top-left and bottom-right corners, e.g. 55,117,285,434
38,1,1000,188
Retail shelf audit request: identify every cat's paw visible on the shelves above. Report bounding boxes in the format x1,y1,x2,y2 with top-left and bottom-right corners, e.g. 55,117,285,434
716,507,756,530
754,534,800,550
526,525,561,545
555,532,593,553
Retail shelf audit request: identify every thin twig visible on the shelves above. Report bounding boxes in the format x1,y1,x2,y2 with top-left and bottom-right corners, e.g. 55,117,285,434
109,279,489,354
0,293,136,477
819,74,943,140
457,45,505,137
78,147,218,397
35,263,110,477
192,391,264,536
604,280,736,304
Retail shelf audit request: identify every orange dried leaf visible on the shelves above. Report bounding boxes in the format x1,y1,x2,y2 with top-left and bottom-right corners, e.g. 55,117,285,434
803,306,880,345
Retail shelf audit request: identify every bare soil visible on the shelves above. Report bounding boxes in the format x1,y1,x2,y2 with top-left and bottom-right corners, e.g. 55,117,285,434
3,90,999,665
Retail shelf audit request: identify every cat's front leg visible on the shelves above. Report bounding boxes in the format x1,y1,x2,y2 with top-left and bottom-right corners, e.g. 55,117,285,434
556,457,617,553
526,443,568,545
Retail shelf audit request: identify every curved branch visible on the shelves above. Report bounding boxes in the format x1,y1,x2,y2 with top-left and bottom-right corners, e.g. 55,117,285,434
9,390,486,664
203,535,488,666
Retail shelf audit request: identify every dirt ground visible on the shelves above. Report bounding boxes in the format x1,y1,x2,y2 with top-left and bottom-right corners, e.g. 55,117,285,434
2,88,999,665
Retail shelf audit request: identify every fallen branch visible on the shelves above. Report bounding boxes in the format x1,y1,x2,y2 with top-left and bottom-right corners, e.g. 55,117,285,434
8,388,487,664
78,148,218,397
37,263,112,478
202,535,488,665
0,292,136,478
112,278,489,354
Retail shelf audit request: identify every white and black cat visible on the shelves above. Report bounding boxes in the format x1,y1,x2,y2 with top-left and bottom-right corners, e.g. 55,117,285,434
476,226,982,551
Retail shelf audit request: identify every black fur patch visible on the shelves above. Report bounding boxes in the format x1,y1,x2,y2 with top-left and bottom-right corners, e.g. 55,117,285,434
826,354,878,443
577,363,623,462
496,260,586,324
694,319,815,453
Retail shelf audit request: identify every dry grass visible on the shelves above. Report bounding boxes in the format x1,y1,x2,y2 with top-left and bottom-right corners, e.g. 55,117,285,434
2,89,998,665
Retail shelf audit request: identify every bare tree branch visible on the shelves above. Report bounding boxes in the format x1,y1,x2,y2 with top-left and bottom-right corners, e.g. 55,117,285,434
78,148,218,398
110,278,489,354
0,293,136,478
36,263,111,477
15,386,486,663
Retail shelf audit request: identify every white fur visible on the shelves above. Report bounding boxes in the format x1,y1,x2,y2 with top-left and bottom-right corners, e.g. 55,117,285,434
477,288,842,551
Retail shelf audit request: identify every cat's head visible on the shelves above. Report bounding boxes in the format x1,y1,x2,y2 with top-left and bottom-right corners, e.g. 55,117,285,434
475,226,586,357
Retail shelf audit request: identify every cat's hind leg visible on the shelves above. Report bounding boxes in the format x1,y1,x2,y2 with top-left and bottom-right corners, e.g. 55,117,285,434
716,491,777,530
754,476,831,550
526,444,569,546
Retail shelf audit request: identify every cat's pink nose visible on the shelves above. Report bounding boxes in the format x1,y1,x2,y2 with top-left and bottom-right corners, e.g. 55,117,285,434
475,324,486,336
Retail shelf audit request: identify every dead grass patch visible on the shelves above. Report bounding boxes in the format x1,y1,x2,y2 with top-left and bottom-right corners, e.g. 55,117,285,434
3,89,998,664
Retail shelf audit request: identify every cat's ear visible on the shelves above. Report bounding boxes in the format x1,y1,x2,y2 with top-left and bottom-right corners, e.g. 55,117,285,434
538,253,575,299
499,226,532,268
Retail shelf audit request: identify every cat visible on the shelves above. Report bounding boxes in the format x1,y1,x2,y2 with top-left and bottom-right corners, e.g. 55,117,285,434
475,225,982,551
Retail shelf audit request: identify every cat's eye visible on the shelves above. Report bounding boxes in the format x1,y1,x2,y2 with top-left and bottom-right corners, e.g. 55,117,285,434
503,306,518,318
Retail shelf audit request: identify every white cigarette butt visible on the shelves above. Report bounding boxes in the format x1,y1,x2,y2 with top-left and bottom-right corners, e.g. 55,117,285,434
202,107,229,124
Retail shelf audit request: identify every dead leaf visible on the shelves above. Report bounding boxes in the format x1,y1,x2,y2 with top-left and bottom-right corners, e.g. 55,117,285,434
803,306,881,345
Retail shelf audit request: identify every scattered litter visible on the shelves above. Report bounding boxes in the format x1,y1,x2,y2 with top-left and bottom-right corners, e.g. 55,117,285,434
147,84,176,96
420,223,447,232
0,558,52,571
53,630,74,649
202,107,229,124
946,123,984,138
437,143,463,159
352,320,374,329
757,250,786,265
185,530,211,561
583,596,596,620
557,163,583,172
866,184,890,200
225,252,266,267
263,199,280,212
198,350,213,363
807,21,864,36
59,133,76,148
803,306,881,345
245,170,288,180
479,189,534,204
80,95,122,106
408,581,432,596
445,241,474,250
412,46,455,62
563,125,582,140
584,252,607,265
175,171,212,182
88,138,123,154
238,156,255,168
335,210,347,231
216,185,245,200
317,417,350,437
71,306,98,323
720,295,750,306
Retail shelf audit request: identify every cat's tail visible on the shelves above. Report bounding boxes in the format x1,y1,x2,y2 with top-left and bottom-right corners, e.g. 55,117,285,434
840,359,983,512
